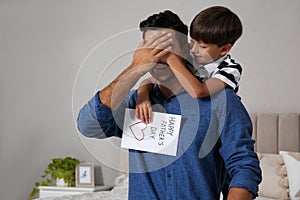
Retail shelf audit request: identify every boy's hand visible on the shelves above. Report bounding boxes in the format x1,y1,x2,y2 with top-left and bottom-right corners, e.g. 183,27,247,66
135,98,152,124
166,52,182,63
163,52,184,68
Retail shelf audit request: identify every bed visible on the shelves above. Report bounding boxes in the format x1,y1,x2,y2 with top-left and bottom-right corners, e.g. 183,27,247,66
37,113,300,200
251,113,300,200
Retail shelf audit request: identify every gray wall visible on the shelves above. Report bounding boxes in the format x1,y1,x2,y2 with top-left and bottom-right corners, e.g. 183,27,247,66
1,0,299,199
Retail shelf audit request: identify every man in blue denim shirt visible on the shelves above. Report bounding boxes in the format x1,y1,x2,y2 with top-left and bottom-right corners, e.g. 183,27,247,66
77,10,261,200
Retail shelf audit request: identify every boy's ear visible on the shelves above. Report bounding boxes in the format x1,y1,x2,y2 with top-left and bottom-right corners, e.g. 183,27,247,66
220,43,232,56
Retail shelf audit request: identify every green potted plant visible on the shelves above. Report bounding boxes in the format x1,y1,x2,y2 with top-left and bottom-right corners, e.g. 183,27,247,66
29,156,80,200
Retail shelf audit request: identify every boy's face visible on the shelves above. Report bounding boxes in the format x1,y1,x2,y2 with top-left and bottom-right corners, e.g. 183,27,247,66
190,40,227,65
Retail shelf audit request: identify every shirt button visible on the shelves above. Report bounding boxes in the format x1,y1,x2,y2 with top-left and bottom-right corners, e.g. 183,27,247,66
167,173,171,178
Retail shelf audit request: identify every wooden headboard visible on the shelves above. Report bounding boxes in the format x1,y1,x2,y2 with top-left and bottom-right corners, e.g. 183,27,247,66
250,113,300,154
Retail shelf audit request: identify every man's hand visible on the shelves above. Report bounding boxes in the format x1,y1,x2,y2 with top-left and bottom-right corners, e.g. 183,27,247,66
99,31,173,110
227,187,253,200
130,31,173,75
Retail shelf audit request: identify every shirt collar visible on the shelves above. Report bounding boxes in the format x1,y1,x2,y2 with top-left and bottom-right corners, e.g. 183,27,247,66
153,84,185,100
195,54,228,74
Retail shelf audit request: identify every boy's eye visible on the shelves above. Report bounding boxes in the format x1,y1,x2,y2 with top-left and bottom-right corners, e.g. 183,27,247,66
199,46,207,49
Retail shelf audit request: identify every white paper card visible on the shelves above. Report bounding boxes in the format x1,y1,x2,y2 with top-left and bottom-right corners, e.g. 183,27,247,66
121,108,182,156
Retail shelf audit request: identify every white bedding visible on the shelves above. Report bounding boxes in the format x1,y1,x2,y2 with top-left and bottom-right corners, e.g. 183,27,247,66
37,191,126,200
36,190,274,200
37,175,128,200
36,174,276,200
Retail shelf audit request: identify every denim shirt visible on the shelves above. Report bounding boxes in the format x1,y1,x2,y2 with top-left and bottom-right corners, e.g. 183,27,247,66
77,86,261,200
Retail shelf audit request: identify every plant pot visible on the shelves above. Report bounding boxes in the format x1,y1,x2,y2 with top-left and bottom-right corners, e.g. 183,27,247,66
56,178,68,187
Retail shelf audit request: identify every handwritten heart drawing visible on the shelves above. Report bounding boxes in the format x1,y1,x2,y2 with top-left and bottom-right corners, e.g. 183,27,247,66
129,121,148,141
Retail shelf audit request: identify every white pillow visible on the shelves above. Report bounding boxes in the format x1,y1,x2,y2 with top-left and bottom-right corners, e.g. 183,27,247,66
112,174,128,193
280,151,300,200
257,153,289,199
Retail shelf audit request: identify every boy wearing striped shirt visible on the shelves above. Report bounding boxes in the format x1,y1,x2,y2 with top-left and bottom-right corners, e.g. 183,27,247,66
136,6,243,124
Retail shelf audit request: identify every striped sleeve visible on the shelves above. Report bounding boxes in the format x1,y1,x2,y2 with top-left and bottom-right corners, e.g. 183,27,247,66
212,55,242,92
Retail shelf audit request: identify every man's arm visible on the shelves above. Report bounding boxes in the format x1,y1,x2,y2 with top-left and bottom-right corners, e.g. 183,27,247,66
77,92,119,138
100,32,172,110
77,32,172,138
217,89,262,199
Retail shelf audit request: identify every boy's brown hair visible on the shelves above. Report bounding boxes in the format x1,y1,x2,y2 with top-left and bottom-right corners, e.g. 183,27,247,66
190,6,242,46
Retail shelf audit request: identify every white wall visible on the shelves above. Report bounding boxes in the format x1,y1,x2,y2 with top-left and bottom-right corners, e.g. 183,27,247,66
0,0,299,199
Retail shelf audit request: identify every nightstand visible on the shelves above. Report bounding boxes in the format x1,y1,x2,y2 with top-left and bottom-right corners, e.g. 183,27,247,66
38,185,113,198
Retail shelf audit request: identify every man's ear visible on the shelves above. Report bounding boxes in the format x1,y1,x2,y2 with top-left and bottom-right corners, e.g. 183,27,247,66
220,43,232,56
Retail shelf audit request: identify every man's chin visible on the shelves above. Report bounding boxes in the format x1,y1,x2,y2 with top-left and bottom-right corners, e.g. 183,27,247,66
154,63,169,69
151,72,174,83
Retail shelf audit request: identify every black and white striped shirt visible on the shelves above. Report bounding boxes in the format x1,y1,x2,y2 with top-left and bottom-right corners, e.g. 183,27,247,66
193,54,242,93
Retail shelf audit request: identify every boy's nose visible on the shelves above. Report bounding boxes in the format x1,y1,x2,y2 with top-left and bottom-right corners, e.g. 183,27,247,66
190,43,199,54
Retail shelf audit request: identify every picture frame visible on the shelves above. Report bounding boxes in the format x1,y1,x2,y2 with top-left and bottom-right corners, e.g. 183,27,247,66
76,163,95,187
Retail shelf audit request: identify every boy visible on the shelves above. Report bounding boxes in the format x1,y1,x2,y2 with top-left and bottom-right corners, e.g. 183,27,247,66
136,6,243,124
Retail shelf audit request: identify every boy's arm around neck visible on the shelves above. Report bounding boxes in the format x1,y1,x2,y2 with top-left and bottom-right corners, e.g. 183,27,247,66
166,54,227,98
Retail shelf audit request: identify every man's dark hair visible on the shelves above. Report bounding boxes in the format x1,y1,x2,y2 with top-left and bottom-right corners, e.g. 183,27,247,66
190,6,242,46
139,10,188,48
